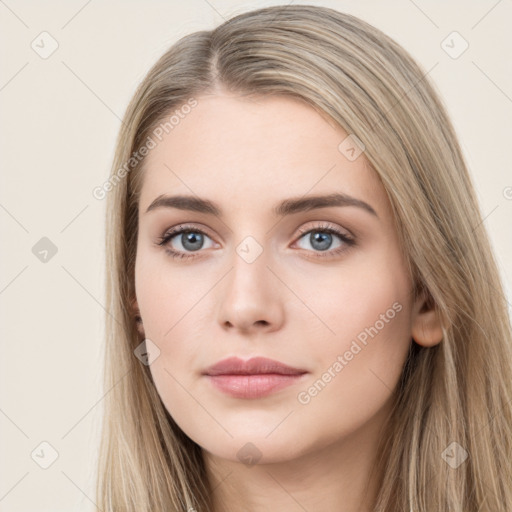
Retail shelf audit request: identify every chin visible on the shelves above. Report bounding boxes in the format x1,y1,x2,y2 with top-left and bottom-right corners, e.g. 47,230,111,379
200,435,309,466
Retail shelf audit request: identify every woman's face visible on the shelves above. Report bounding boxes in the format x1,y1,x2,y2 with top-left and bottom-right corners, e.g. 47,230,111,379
134,92,428,465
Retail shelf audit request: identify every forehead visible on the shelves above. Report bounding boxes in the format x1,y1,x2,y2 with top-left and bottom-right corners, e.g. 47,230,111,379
138,93,386,217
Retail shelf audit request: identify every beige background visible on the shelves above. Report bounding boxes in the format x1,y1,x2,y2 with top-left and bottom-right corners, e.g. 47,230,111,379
1,0,511,510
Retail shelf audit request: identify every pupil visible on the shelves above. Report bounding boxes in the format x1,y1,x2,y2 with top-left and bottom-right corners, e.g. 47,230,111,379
311,232,331,251
182,232,203,251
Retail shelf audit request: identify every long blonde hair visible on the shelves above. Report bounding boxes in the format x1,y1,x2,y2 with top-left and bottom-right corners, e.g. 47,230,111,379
97,5,512,511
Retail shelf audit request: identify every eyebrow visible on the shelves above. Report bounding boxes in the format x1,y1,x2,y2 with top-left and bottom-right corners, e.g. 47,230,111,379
145,192,378,218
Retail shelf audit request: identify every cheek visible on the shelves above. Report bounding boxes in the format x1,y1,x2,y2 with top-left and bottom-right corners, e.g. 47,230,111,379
290,253,412,393
292,261,412,433
294,306,411,446
289,248,410,347
134,248,213,396
134,244,207,340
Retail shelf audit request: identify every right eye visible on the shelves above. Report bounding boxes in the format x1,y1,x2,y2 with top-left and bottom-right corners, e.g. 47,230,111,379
156,225,216,260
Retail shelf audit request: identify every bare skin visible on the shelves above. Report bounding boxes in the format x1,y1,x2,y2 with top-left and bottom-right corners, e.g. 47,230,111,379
134,91,443,511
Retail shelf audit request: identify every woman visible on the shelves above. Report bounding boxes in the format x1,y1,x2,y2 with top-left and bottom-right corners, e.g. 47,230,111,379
97,5,512,511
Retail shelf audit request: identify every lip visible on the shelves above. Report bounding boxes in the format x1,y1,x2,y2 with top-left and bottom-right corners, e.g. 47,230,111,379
203,356,307,376
202,356,308,399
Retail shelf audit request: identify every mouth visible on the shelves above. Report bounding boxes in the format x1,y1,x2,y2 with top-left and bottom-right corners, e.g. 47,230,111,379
202,356,308,399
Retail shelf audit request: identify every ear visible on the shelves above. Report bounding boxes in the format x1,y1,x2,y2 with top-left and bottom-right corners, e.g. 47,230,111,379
131,297,145,339
411,291,443,347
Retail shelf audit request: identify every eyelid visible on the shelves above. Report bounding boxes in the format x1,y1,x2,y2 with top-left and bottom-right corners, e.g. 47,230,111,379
295,220,354,240
161,223,216,240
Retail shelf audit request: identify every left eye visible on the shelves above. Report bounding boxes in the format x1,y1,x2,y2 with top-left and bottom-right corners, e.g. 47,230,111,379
294,224,354,256
295,229,344,252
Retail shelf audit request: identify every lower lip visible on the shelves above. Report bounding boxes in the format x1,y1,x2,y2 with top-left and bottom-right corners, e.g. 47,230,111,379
205,373,307,399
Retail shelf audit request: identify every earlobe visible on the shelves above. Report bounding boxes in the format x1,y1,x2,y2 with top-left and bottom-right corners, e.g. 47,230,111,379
131,297,145,339
411,293,443,347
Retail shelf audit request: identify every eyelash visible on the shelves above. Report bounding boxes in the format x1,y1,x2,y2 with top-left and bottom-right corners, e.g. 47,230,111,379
155,222,356,261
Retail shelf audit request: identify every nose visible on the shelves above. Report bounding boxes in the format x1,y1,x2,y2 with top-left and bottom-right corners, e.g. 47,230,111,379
217,247,285,335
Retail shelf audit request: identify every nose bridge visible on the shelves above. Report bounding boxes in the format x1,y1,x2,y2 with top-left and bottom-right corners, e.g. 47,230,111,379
228,234,274,301
217,233,284,332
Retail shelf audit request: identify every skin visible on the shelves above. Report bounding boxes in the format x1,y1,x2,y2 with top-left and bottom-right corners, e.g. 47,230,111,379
134,91,443,512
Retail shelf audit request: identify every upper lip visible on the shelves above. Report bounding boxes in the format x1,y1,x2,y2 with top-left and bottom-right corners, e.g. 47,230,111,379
203,356,308,376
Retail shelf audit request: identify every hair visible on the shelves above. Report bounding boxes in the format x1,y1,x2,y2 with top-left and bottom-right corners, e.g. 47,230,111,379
97,4,512,511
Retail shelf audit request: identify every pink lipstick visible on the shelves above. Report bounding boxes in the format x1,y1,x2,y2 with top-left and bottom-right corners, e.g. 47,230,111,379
202,356,308,399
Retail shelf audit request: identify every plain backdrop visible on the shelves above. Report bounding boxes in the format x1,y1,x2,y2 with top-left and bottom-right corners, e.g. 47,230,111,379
1,1,511,510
